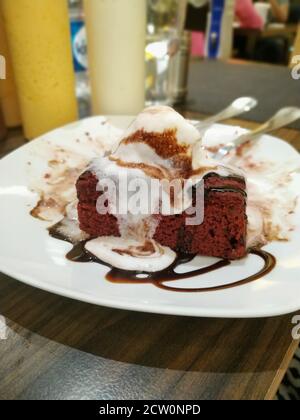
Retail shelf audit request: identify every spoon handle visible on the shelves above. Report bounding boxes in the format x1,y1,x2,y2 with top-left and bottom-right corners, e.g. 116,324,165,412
195,97,258,130
237,107,300,144
213,107,300,160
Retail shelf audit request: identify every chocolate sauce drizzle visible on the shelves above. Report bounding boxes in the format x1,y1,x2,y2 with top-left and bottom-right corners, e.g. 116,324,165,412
49,224,276,293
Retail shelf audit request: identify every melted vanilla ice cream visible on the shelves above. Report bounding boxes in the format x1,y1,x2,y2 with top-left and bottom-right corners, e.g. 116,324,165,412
85,237,176,272
122,106,200,146
111,106,201,175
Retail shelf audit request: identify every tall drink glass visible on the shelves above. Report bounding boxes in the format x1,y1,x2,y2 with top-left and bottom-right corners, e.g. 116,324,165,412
84,0,146,115
146,0,189,105
1,0,78,139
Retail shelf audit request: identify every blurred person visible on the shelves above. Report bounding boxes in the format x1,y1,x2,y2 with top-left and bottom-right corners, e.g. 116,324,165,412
188,0,264,57
188,0,264,30
254,0,291,63
188,0,291,61
235,0,264,29
234,0,264,59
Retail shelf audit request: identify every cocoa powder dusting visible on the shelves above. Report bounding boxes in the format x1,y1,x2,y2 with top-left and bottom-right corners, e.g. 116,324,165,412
122,129,189,159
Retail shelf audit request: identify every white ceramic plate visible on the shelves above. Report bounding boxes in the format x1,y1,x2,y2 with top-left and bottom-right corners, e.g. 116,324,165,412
0,116,300,318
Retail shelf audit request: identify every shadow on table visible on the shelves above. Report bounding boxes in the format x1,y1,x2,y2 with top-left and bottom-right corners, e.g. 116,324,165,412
0,272,293,374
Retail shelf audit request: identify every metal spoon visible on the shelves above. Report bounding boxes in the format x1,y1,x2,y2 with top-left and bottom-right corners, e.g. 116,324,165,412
195,97,258,131
212,106,300,161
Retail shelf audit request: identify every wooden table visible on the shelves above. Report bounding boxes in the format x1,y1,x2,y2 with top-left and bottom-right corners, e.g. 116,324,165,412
0,113,299,400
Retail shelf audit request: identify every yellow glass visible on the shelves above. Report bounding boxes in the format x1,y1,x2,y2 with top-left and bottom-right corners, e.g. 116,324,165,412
0,9,21,128
1,0,78,139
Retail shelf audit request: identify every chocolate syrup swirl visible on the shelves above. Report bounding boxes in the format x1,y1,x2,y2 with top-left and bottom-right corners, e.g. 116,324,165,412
49,224,276,293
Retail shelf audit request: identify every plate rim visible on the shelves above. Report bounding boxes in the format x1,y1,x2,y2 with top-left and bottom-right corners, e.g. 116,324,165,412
1,262,300,318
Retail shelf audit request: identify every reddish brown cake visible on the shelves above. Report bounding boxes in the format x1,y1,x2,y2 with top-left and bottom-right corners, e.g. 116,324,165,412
76,170,247,260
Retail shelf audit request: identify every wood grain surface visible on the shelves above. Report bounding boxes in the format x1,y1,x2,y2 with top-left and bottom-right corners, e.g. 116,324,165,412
0,111,299,400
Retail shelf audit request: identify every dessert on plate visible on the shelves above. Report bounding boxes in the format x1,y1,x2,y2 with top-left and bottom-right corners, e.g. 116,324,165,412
76,107,247,261
30,106,300,290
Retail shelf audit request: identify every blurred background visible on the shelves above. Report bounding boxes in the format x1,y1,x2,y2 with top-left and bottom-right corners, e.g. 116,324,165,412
0,0,299,139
